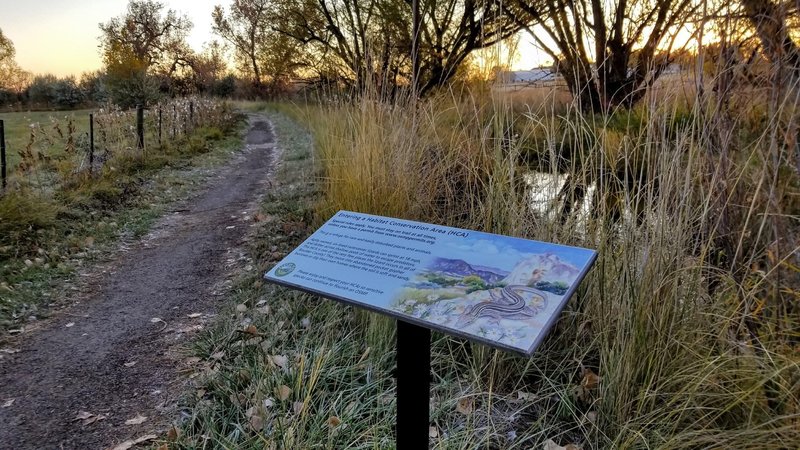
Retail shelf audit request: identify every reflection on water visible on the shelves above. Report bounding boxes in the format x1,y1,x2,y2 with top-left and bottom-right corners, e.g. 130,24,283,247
524,172,596,224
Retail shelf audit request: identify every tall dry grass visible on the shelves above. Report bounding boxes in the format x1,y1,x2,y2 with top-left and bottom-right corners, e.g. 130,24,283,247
284,72,799,447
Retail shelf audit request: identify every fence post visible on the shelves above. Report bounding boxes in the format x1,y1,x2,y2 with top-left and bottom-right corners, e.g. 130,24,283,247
1,119,6,190
136,104,144,152
158,106,162,147
172,104,177,139
189,101,194,129
89,113,94,175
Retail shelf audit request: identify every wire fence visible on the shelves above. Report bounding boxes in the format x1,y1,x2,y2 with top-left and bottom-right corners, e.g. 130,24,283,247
0,97,233,196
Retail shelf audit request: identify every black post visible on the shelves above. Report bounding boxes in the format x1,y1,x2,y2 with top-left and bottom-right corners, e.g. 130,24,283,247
158,107,162,147
189,101,194,129
396,320,430,449
172,104,177,138
136,105,144,151
1,119,6,190
88,113,94,175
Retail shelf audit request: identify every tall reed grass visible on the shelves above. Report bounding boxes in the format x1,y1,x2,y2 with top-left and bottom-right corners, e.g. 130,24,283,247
284,75,799,447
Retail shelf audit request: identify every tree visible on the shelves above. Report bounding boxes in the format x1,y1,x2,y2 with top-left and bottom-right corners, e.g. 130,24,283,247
740,0,800,74
99,0,194,106
273,0,521,95
507,0,697,112
212,0,301,94
0,28,30,96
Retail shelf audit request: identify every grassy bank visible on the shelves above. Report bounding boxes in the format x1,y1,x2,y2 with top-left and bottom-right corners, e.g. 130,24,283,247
0,103,242,331
175,83,798,449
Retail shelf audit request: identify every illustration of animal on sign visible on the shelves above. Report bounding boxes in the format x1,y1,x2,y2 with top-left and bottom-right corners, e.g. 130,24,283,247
392,252,583,347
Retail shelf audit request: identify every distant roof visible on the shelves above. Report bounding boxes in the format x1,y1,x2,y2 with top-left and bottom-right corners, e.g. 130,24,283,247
498,68,557,83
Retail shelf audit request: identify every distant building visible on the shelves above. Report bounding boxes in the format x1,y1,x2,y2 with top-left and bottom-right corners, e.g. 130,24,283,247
496,68,561,85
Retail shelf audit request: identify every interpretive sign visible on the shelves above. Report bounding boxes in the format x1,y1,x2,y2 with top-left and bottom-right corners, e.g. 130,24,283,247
264,210,597,356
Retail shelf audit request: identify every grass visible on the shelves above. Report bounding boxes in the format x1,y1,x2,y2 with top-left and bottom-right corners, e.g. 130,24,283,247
171,76,799,450
0,105,244,331
0,109,93,170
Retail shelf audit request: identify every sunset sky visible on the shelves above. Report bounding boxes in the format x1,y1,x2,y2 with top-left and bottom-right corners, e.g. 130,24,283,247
1,0,219,77
1,0,547,78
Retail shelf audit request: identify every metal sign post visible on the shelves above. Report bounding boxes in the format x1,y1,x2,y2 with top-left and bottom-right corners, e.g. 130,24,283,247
396,320,430,448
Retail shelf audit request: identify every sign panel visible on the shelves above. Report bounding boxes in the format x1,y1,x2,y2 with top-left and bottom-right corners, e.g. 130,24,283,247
264,211,597,355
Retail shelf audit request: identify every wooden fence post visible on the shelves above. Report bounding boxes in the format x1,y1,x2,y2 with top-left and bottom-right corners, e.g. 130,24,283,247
136,105,144,151
1,119,6,190
89,113,94,175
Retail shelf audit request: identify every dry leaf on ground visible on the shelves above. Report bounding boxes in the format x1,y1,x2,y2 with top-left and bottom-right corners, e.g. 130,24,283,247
275,384,292,401
543,439,581,450
455,397,473,415
124,361,137,368
293,401,304,414
167,424,180,441
270,354,288,369
73,411,107,425
429,426,439,438
2,399,14,408
109,434,157,450
124,414,147,425
249,413,264,430
327,416,341,427
236,304,248,312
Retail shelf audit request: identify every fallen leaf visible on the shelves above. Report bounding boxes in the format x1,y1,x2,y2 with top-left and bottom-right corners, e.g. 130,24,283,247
2,399,14,408
262,398,274,408
72,411,106,425
429,426,439,438
150,317,163,323
210,351,225,360
254,213,267,222
455,397,473,415
270,354,288,369
236,304,248,312
585,411,598,423
65,322,75,328
187,313,202,318
543,439,582,450
73,411,94,421
125,414,147,425
300,317,310,328
327,416,341,427
581,369,600,390
293,401,304,414
124,361,137,368
243,325,259,335
517,391,536,402
185,356,201,365
156,445,169,450
167,425,180,441
248,414,264,430
84,236,95,247
110,434,158,450
275,384,292,401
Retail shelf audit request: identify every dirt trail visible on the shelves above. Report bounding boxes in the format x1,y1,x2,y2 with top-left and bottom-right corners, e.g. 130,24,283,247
0,115,276,449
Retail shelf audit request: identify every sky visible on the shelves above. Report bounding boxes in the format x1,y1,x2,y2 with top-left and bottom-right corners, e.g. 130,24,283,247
0,0,219,77
0,0,549,78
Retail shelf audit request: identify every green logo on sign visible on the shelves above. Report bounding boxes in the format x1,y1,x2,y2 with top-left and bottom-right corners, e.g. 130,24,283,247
275,262,296,277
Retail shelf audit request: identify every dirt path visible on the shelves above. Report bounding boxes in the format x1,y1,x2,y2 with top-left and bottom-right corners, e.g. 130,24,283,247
0,115,277,449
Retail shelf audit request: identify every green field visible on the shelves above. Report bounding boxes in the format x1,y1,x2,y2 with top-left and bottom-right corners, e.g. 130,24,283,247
0,109,93,170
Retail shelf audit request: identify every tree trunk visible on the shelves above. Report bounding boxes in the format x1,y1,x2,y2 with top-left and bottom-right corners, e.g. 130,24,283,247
741,0,800,73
